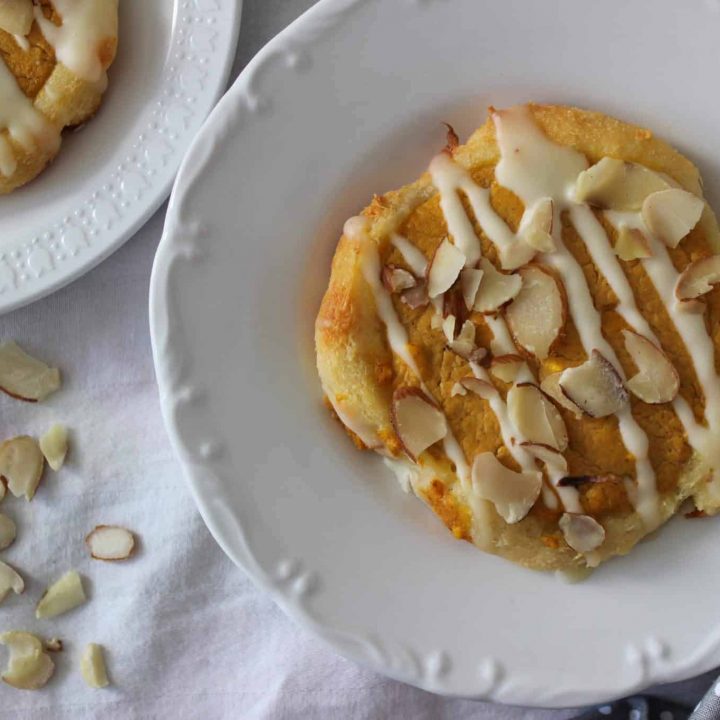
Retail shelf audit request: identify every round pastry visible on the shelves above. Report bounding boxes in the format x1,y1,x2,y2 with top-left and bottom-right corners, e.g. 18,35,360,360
0,0,118,194
315,102,720,572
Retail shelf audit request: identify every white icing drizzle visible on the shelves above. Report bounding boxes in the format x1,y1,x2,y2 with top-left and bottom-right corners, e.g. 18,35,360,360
391,233,428,276
34,0,118,87
0,56,59,178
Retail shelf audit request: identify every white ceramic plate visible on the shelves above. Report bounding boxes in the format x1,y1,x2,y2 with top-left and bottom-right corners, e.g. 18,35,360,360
150,0,720,707
0,0,242,314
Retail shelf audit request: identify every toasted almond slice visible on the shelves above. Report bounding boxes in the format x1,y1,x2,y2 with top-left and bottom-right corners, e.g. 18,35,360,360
559,513,606,553
540,372,583,418
391,388,448,462
0,513,16,550
471,452,542,524
441,315,456,344
677,297,706,314
382,265,416,293
574,158,669,210
506,266,566,361
45,638,63,653
0,0,33,36
460,376,495,399
520,198,555,252
0,436,44,501
0,342,61,402
507,383,568,451
450,382,467,397
39,424,68,472
86,525,136,561
675,255,720,302
473,258,522,313
80,644,110,689
615,226,651,261
489,354,524,384
459,268,483,310
622,330,679,403
520,442,568,474
36,570,87,619
642,189,704,248
0,632,54,690
558,351,628,418
0,561,24,604
447,319,476,360
400,282,429,309
427,238,465,298
469,347,488,365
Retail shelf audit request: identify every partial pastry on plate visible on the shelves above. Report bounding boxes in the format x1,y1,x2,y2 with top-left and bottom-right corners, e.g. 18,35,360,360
0,0,119,194
315,102,720,572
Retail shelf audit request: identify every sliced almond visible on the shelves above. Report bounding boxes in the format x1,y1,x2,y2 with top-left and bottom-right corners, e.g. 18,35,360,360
45,638,63,653
391,388,448,462
400,282,429,309
447,319,476,360
622,330,679,403
459,268,483,310
468,347,488,365
0,561,23,604
520,442,568,474
86,525,136,561
574,158,669,211
0,342,61,402
473,258,522,313
0,436,44,501
427,238,465,298
614,226,651,261
559,513,606,553
489,354,524,384
505,266,566,360
36,570,87,619
0,0,34,36
558,351,628,418
460,376,495,399
382,265,416,293
39,424,68,472
80,644,110,689
0,513,16,550
450,382,467,397
540,372,583,418
675,255,720,302
642,189,704,248
441,314,456,344
0,632,54,690
520,198,555,252
471,452,542,524
507,383,568,451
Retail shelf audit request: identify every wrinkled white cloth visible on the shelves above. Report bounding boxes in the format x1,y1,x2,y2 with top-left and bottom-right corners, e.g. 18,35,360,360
0,1,716,718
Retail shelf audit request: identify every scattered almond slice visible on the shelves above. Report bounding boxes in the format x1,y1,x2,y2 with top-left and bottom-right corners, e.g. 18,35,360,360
473,258,522,313
45,638,63,653
400,282,429,309
39,424,68,472
0,0,34,36
460,376,495,399
642,189,704,248
471,452,542,524
447,319,476,360
540,372,583,418
427,238,465,298
520,442,568,474
468,347,488,365
0,436,44,501
0,513,16,550
80,644,110,689
489,354,524,384
0,561,24,604
506,266,566,360
441,315,456,344
574,158,669,210
0,342,61,402
675,255,720,302
622,330,679,404
558,351,628,418
36,570,87,619
382,265,416,293
677,298,706,314
450,382,467,397
391,388,448,462
86,525,136,561
614,226,651,261
0,632,54,690
507,383,568,451
559,513,606,553
459,268,483,310
520,198,555,252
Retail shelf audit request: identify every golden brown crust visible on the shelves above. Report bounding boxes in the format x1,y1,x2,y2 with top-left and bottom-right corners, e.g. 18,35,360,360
315,103,720,571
